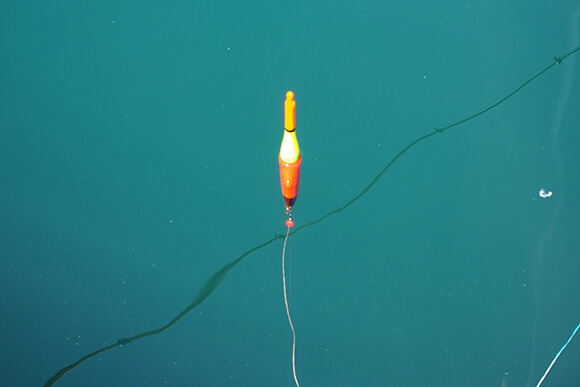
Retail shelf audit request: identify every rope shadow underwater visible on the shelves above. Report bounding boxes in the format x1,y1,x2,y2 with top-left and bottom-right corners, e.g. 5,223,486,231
44,46,580,387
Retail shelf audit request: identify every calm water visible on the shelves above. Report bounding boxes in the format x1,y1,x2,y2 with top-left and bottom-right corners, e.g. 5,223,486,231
1,1,579,386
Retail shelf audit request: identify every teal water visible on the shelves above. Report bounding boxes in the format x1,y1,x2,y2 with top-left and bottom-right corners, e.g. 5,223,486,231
1,1,579,386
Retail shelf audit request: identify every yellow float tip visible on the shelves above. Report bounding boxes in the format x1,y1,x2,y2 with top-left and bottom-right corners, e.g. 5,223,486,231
284,91,296,131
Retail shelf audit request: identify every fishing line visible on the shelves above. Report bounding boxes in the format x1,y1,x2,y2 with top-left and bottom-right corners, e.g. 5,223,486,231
535,322,580,387
282,225,300,387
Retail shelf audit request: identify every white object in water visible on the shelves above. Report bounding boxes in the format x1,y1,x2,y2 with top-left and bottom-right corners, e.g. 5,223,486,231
539,188,553,198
